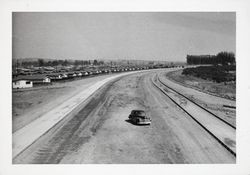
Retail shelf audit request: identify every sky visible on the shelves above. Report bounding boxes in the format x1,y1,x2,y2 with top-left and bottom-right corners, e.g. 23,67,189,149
12,12,235,61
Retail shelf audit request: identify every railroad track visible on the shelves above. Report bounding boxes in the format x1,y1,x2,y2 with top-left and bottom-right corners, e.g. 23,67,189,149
158,75,236,129
151,74,236,157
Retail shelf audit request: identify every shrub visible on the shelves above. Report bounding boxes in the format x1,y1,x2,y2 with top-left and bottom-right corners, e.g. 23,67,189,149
182,65,236,83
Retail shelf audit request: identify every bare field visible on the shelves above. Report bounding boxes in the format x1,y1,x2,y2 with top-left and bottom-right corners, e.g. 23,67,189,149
12,74,121,132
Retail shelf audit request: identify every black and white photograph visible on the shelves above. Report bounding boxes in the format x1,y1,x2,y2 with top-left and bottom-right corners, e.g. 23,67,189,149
12,12,236,164
1,0,250,174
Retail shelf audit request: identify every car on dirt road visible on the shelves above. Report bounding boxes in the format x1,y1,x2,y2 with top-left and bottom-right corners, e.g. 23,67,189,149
128,110,151,125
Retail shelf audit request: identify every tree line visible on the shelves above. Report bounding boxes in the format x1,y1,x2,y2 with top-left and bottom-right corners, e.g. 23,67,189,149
186,51,235,65
15,59,105,68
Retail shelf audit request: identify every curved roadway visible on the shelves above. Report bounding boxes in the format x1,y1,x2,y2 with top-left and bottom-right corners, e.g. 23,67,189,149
13,69,235,164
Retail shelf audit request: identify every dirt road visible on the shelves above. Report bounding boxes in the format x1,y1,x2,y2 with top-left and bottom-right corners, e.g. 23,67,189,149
13,70,235,164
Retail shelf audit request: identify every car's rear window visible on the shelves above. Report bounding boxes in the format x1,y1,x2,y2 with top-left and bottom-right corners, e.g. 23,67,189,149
134,111,146,116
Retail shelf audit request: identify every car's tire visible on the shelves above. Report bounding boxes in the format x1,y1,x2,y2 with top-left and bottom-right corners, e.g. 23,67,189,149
136,119,140,124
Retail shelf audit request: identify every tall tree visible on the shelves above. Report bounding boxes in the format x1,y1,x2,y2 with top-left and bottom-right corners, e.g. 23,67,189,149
93,59,98,65
52,60,59,66
38,59,44,67
62,60,68,66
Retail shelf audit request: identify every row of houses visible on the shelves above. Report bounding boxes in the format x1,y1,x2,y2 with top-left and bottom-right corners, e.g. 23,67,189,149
12,68,146,89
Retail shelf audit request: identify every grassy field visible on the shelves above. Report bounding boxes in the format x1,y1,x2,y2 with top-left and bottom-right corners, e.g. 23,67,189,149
166,67,236,100
182,65,236,83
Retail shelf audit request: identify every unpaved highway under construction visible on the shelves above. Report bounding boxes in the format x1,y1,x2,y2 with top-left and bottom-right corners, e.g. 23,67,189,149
13,69,236,164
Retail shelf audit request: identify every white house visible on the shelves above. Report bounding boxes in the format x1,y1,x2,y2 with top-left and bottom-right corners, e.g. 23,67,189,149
12,75,51,89
67,72,77,78
76,72,82,76
47,73,62,80
12,80,33,89
60,73,68,79
42,77,51,83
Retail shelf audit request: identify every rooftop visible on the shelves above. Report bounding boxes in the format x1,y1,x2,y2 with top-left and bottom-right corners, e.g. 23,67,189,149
12,75,49,82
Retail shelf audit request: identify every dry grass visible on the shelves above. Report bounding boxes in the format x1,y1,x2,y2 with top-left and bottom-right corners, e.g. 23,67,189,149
166,70,236,100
